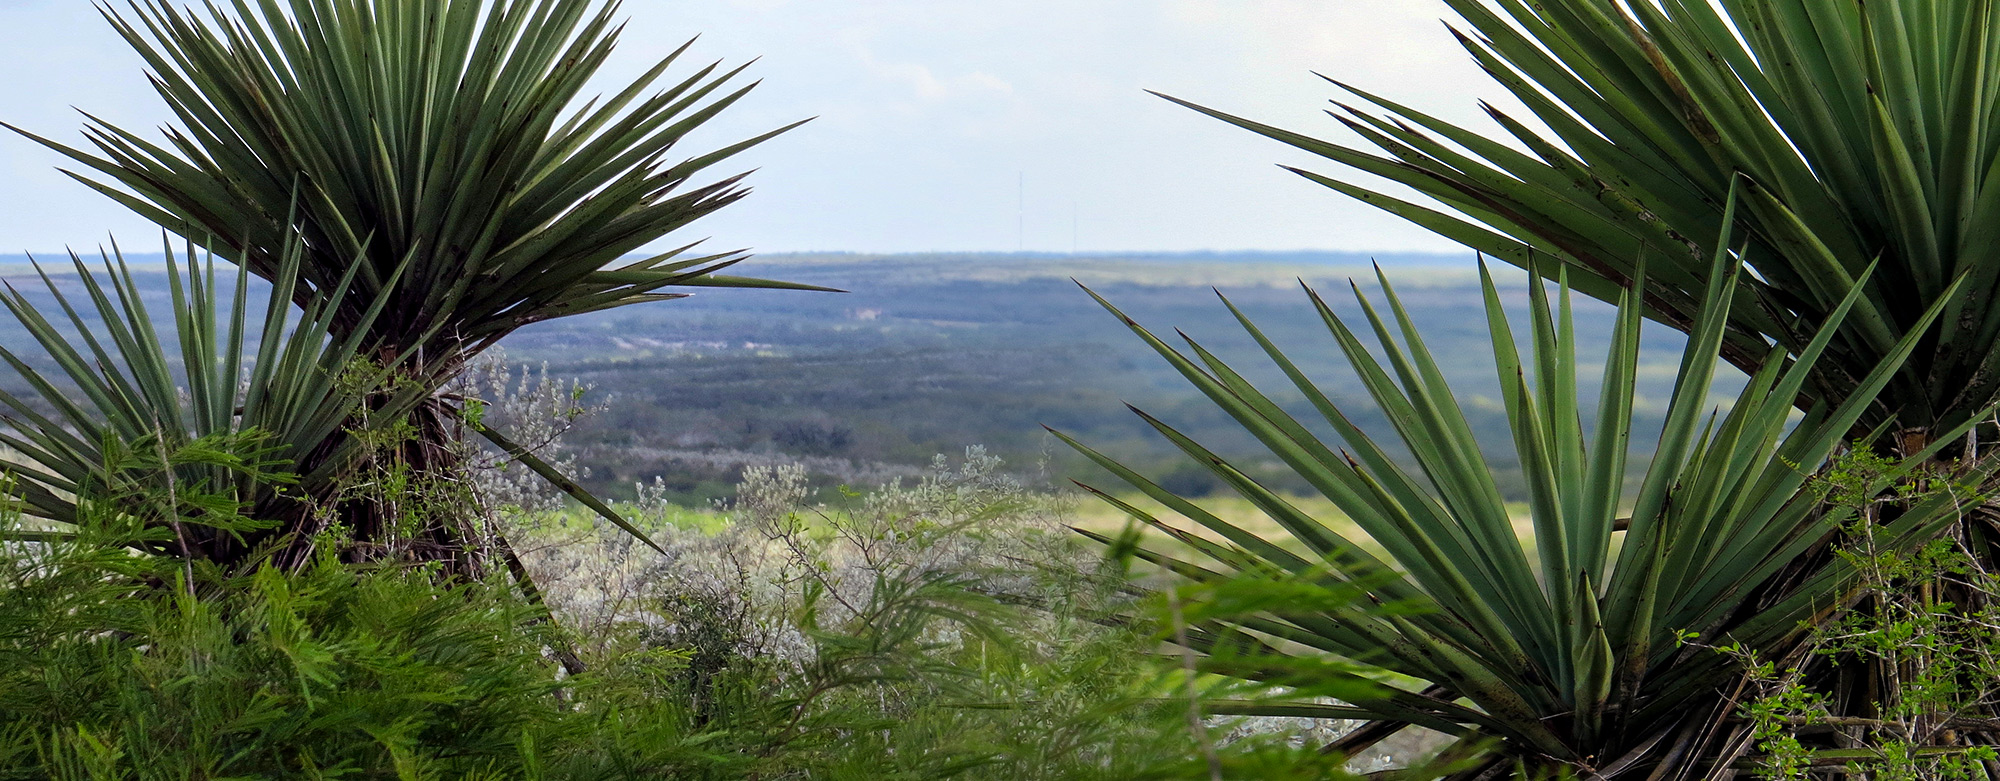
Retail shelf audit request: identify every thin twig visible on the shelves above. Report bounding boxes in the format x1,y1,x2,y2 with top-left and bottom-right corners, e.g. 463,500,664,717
154,428,195,593
1166,583,1223,781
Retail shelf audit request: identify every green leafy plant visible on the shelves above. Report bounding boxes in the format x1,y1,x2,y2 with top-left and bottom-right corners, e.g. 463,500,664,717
1159,1,2000,773
8,0,827,564
1,420,1402,779
1693,449,2000,778
0,502,722,779
0,433,577,778
1055,209,2000,776
1164,0,2000,443
0,237,424,567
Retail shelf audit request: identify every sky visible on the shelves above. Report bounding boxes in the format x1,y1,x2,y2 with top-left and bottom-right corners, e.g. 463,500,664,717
0,0,1513,256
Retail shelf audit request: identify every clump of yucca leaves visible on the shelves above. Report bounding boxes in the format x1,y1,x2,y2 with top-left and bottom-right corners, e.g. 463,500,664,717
1142,0,2000,775
1169,0,2000,447
2,0,825,572
0,238,413,571
1059,202,2000,777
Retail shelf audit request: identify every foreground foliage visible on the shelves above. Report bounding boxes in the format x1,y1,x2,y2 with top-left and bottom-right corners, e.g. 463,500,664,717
0,239,438,567
1057,233,1998,777
5,0,822,569
0,449,1375,779
1172,0,2000,442
0,549,574,777
512,452,1386,779
1705,450,2000,778
1160,1,2000,773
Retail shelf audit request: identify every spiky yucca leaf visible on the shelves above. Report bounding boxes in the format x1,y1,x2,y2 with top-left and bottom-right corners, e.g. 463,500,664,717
1164,0,2000,443
1060,235,1996,776
0,238,417,564
14,0,820,373
8,0,816,558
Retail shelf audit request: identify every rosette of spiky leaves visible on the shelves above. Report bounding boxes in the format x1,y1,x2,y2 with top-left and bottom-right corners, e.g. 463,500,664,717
9,0,822,551
0,237,417,566
13,0,820,374
1161,0,2000,444
1054,219,1997,777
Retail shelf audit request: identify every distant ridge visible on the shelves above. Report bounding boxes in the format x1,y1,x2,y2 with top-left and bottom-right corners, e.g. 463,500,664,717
736,250,1503,290
749,249,1473,266
0,249,1501,291
0,249,1473,268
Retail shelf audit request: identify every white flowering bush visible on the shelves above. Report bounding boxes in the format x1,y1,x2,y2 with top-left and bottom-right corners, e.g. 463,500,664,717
452,349,602,517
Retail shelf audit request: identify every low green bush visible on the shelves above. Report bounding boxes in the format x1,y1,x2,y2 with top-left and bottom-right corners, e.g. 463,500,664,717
0,524,676,778
0,452,1374,780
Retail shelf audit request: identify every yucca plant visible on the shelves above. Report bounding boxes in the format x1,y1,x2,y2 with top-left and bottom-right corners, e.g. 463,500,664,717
1162,0,2000,449
0,237,431,568
8,0,820,563
1054,214,1999,777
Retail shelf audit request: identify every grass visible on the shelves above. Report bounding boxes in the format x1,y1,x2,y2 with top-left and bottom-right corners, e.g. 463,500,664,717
507,487,1539,570
1038,491,1535,564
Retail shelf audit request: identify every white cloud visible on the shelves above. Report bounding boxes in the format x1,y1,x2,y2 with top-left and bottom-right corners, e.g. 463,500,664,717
855,47,1015,101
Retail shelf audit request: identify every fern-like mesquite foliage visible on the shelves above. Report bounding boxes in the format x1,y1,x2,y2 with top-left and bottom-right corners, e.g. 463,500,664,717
4,0,822,566
1056,209,2000,777
1162,0,2000,448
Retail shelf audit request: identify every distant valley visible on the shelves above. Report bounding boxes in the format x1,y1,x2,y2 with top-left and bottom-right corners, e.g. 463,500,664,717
1,250,1716,505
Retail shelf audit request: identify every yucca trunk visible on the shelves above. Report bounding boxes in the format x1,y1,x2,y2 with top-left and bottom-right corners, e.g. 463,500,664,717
276,395,490,574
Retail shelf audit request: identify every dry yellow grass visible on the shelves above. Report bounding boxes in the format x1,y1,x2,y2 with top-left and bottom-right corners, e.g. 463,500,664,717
1069,491,1536,567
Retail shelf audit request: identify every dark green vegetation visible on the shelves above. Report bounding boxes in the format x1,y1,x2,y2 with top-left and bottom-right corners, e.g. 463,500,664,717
0,242,424,568
1177,0,2000,446
1063,230,1995,777
0,0,1439,775
1708,449,2000,779
9,0,2000,776
1130,0,2000,776
0,450,1364,779
4,0,821,569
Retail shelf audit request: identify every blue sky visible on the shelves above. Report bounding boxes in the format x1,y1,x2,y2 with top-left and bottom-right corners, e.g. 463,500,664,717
0,0,1508,255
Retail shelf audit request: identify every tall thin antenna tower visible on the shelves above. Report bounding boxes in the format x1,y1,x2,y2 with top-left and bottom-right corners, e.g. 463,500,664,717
1016,172,1025,252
